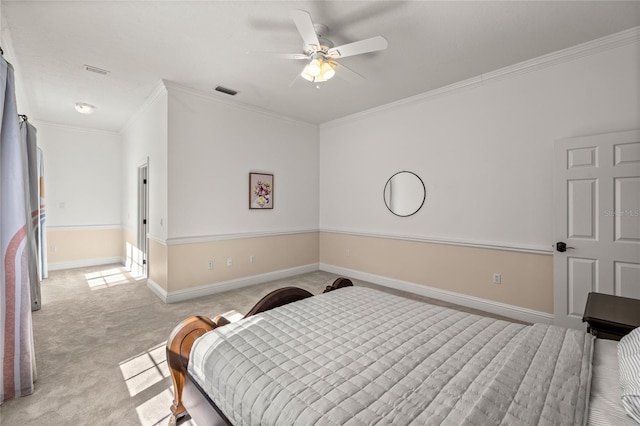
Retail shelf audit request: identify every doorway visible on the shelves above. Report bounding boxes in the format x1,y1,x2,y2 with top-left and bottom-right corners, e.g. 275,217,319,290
135,162,149,278
553,130,640,329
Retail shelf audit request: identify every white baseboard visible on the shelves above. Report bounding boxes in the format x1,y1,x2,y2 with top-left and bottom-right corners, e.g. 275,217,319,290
147,278,168,302
154,263,320,304
319,263,554,324
47,256,125,271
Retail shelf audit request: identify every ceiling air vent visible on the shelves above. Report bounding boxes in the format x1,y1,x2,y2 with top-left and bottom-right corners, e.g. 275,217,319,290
214,86,238,96
83,64,110,75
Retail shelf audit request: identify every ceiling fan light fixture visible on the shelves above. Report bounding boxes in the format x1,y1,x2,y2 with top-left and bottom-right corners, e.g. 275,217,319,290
320,62,335,80
307,58,322,77
301,64,315,81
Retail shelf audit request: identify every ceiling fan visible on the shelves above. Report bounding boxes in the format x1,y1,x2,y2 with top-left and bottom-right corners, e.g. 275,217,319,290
277,10,388,84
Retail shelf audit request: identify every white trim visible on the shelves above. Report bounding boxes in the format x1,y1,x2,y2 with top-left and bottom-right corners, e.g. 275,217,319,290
120,80,167,133
30,120,120,136
163,80,317,129
481,26,640,85
321,229,553,255
47,224,122,232
159,264,319,304
319,263,554,325
48,256,124,271
322,26,640,129
122,225,137,235
153,227,550,254
148,234,166,244
147,278,168,303
164,228,319,245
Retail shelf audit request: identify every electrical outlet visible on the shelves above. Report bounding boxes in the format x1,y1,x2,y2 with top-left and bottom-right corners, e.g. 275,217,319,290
227,258,233,267
250,255,255,263
492,273,501,284
50,245,57,253
207,260,214,270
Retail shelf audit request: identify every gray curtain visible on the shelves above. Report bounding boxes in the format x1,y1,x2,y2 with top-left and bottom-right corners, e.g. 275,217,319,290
37,147,47,280
21,120,41,311
0,54,36,403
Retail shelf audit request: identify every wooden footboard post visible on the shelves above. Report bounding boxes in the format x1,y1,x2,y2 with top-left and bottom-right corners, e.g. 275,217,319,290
324,277,353,293
166,315,229,425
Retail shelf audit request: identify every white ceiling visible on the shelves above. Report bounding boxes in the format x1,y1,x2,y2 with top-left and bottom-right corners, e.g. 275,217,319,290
2,1,639,132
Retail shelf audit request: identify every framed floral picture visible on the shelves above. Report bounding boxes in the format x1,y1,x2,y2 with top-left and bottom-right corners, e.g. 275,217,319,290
249,173,274,209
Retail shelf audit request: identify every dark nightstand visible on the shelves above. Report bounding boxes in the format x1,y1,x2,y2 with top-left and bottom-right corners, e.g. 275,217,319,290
582,292,640,341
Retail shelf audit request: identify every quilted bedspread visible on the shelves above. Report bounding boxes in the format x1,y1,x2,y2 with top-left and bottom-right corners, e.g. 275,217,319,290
189,286,593,426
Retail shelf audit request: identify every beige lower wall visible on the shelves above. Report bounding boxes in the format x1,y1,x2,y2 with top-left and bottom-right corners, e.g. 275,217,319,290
47,228,122,264
149,238,168,291
47,228,552,313
123,229,136,261
320,232,553,314
166,232,320,292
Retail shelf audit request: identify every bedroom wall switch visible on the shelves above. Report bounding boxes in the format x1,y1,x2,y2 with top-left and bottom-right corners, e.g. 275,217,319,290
346,248,350,257
50,245,56,253
493,273,501,284
227,258,233,267
250,255,255,263
208,260,214,270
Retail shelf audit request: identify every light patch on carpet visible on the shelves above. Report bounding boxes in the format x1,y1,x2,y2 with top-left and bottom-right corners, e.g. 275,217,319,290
85,267,129,289
120,342,170,397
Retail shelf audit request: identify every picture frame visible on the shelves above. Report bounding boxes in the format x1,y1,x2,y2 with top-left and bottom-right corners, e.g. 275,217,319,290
249,173,274,209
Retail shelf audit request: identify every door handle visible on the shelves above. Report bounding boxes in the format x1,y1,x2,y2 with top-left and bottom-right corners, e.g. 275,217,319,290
556,242,575,252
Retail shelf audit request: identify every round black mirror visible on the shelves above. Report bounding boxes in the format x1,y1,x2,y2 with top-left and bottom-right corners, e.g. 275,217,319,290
383,171,426,217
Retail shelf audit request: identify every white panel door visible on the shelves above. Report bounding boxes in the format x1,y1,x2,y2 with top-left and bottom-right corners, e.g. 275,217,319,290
554,130,640,329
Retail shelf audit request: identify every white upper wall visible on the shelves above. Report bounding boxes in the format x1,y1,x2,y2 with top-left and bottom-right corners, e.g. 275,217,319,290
35,122,122,228
121,85,168,241
166,84,319,241
319,40,640,252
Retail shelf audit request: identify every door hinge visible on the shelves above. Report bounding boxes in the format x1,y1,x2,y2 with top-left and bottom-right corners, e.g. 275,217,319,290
143,219,147,224
143,178,147,184
143,259,146,265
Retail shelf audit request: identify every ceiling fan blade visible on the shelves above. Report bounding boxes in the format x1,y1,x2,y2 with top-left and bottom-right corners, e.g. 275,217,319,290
289,72,301,88
327,36,388,59
333,62,366,84
250,51,309,60
291,10,320,50
272,53,309,60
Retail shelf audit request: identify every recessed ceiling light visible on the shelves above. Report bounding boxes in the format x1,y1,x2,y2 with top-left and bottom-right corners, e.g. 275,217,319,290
75,102,95,114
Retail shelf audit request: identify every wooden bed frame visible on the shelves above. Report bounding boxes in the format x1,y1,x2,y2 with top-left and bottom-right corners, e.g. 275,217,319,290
166,277,354,426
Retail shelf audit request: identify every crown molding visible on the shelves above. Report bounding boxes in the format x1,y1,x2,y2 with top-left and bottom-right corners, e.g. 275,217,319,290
31,119,121,136
162,80,318,130
322,26,640,129
119,80,168,134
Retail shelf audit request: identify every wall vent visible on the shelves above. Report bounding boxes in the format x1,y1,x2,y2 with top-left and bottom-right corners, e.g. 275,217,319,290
214,86,238,96
83,64,110,75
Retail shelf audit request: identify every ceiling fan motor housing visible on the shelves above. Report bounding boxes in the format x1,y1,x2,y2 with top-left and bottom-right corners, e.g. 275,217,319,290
304,23,334,54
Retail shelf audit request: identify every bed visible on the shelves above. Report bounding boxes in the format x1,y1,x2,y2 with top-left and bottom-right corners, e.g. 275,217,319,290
166,278,640,426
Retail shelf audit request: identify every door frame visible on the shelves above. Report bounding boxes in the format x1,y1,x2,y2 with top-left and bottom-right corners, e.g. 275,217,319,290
137,160,149,278
553,129,640,328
